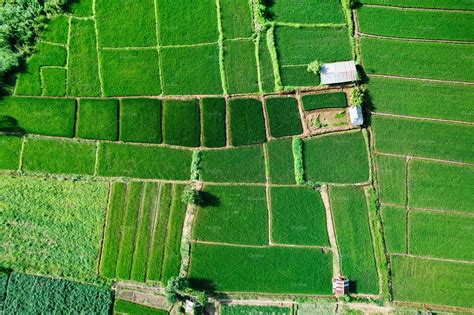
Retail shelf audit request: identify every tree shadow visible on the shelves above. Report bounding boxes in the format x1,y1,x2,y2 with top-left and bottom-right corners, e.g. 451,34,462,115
261,0,275,21
0,116,26,135
188,278,217,292
198,192,220,208
349,280,357,294
0,60,25,97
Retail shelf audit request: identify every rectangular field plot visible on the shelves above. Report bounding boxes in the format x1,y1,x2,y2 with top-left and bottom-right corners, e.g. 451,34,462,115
303,131,370,184
271,187,329,246
157,0,217,45
360,0,474,10
114,300,167,315
408,160,474,213
76,99,118,140
330,186,378,294
228,98,266,146
0,176,108,281
200,145,266,183
0,97,75,137
119,98,162,144
162,100,200,147
268,0,345,24
41,67,66,97
361,38,474,82
100,49,161,96
40,15,68,44
15,42,67,96
368,77,474,122
409,211,474,261
220,0,253,39
160,45,222,95
96,0,157,47
280,65,320,88
97,142,192,180
67,19,101,96
192,185,268,245
201,98,226,148
0,136,22,170
391,256,474,309
381,206,406,254
372,116,474,163
266,139,295,185
301,92,346,111
23,138,97,175
188,244,333,294
224,39,259,94
69,0,93,17
375,154,406,206
258,31,276,93
358,6,474,41
265,97,302,138
221,305,291,315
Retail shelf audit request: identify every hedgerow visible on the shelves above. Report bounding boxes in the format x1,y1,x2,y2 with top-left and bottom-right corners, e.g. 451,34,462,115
292,137,304,184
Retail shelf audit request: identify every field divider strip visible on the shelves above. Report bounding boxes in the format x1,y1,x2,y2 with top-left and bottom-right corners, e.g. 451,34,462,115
152,0,165,95
215,0,228,94
39,40,67,48
374,152,474,167
361,3,474,13
255,31,264,94
408,207,474,217
17,136,27,172
390,253,474,265
359,32,474,45
320,185,341,278
371,112,474,126
65,16,72,96
263,143,272,245
97,182,113,274
93,141,100,176
101,46,157,51
274,22,347,29
404,157,411,255
130,183,147,277
145,183,163,281
160,41,219,49
367,73,474,86
261,96,271,141
92,0,105,96
191,240,330,250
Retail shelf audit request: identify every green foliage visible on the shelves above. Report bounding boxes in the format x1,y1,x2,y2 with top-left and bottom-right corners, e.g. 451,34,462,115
266,139,295,184
307,60,321,75
119,98,162,143
224,39,259,94
181,185,201,205
0,135,21,170
266,26,283,91
188,244,333,294
350,86,364,107
76,99,118,140
193,185,268,245
190,150,202,181
3,273,112,314
228,98,266,146
265,97,303,138
220,0,253,39
201,98,226,148
292,137,305,185
0,176,108,281
40,14,68,44
162,99,200,147
271,186,329,246
114,299,168,315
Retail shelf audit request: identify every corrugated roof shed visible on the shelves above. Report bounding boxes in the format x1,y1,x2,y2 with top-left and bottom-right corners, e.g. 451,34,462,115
349,106,363,126
320,60,357,85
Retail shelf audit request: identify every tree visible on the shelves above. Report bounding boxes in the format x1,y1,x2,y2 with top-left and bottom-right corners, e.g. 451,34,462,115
181,186,202,205
307,60,321,76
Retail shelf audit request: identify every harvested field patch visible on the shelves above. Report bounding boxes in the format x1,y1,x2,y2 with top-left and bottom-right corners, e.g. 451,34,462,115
41,67,66,97
380,206,406,254
265,97,303,138
201,98,226,148
269,0,345,24
220,0,253,39
119,98,162,144
360,0,474,10
228,98,266,146
162,100,200,147
188,244,333,294
193,185,268,245
271,186,329,246
266,139,295,185
224,39,259,94
0,136,21,170
76,99,118,141
301,92,346,111
375,154,406,205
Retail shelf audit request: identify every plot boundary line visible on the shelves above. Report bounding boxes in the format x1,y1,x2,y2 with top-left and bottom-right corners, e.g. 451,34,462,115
390,253,474,265
191,239,330,250
404,157,410,255
359,32,474,45
97,181,112,274
92,0,105,96
144,182,162,281
367,74,474,86
320,185,341,278
374,152,474,167
371,112,474,126
152,0,165,95
361,3,474,14
17,137,27,172
263,143,272,245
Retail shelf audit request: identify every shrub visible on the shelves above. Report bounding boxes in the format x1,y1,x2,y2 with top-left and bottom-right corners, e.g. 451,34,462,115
351,86,365,107
190,151,202,181
181,186,201,206
292,137,305,184
307,60,321,75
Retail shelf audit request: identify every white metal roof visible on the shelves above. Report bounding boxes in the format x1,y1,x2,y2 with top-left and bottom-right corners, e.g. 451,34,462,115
349,106,363,126
320,60,357,85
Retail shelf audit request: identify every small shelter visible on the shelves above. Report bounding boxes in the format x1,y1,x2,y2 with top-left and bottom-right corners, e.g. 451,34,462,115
349,106,363,126
185,299,201,314
333,276,350,296
320,60,357,85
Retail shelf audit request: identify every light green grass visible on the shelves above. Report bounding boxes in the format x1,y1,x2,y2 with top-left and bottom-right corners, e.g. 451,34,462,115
0,136,22,170
228,98,266,146
224,39,259,94
269,0,345,24
301,92,346,111
193,185,268,245
162,100,200,147
266,139,295,185
265,97,302,138
271,187,329,246
201,98,226,148
76,99,118,140
375,154,405,206
119,98,162,144
380,206,405,254
41,67,66,96
220,0,253,39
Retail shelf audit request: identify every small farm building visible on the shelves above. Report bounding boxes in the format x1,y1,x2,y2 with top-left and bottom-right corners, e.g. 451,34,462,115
320,60,357,85
332,277,350,296
185,299,201,314
349,106,363,126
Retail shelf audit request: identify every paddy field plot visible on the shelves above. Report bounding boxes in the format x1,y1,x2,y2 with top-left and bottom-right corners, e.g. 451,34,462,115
0,136,22,170
201,98,226,148
40,15,68,44
228,98,266,146
224,39,259,94
76,99,118,141
220,0,253,39
359,0,474,10
375,154,406,206
162,100,201,147
380,206,406,254
301,92,347,111
265,97,303,138
268,0,345,24
119,98,162,144
266,139,296,185
114,300,167,315
41,67,67,96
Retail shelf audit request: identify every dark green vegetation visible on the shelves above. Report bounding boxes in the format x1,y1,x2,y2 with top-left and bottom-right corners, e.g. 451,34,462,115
330,186,378,294
391,256,474,308
380,206,405,254
303,132,370,183
265,97,302,138
40,15,68,44
258,30,276,93
408,160,474,213
359,0,474,10
358,6,474,41
220,0,253,39
201,98,226,147
188,244,333,294
41,67,66,96
200,145,266,183
114,299,168,315
221,304,291,315
372,116,474,163
0,136,21,170
280,65,320,88
361,38,474,82
162,100,200,147
271,187,329,246
0,97,75,137
3,273,112,314
23,138,97,175
119,98,162,143
409,211,474,261
100,182,186,284
375,154,405,205
228,98,266,146
97,142,192,180
100,49,161,96
301,92,347,111
193,185,268,245
0,176,108,281
266,139,295,184
76,99,118,140
269,0,345,24
368,77,474,122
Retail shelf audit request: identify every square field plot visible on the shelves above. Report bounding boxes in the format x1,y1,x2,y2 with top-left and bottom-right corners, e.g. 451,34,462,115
76,99,118,141
201,98,226,147
301,92,347,111
0,136,22,170
265,97,302,138
101,49,161,96
96,0,157,47
40,15,68,44
304,131,370,184
162,100,200,147
188,244,333,294
269,0,345,24
271,187,329,246
120,98,162,143
41,67,66,97
160,45,222,95
224,39,259,94
266,139,295,185
157,0,218,45
193,185,268,245
228,98,266,146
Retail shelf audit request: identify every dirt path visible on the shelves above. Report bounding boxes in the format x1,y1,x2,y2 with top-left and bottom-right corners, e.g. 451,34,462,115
358,32,474,45
320,185,341,279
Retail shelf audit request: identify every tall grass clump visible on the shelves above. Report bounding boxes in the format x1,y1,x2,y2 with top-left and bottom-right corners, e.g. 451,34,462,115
292,137,304,184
